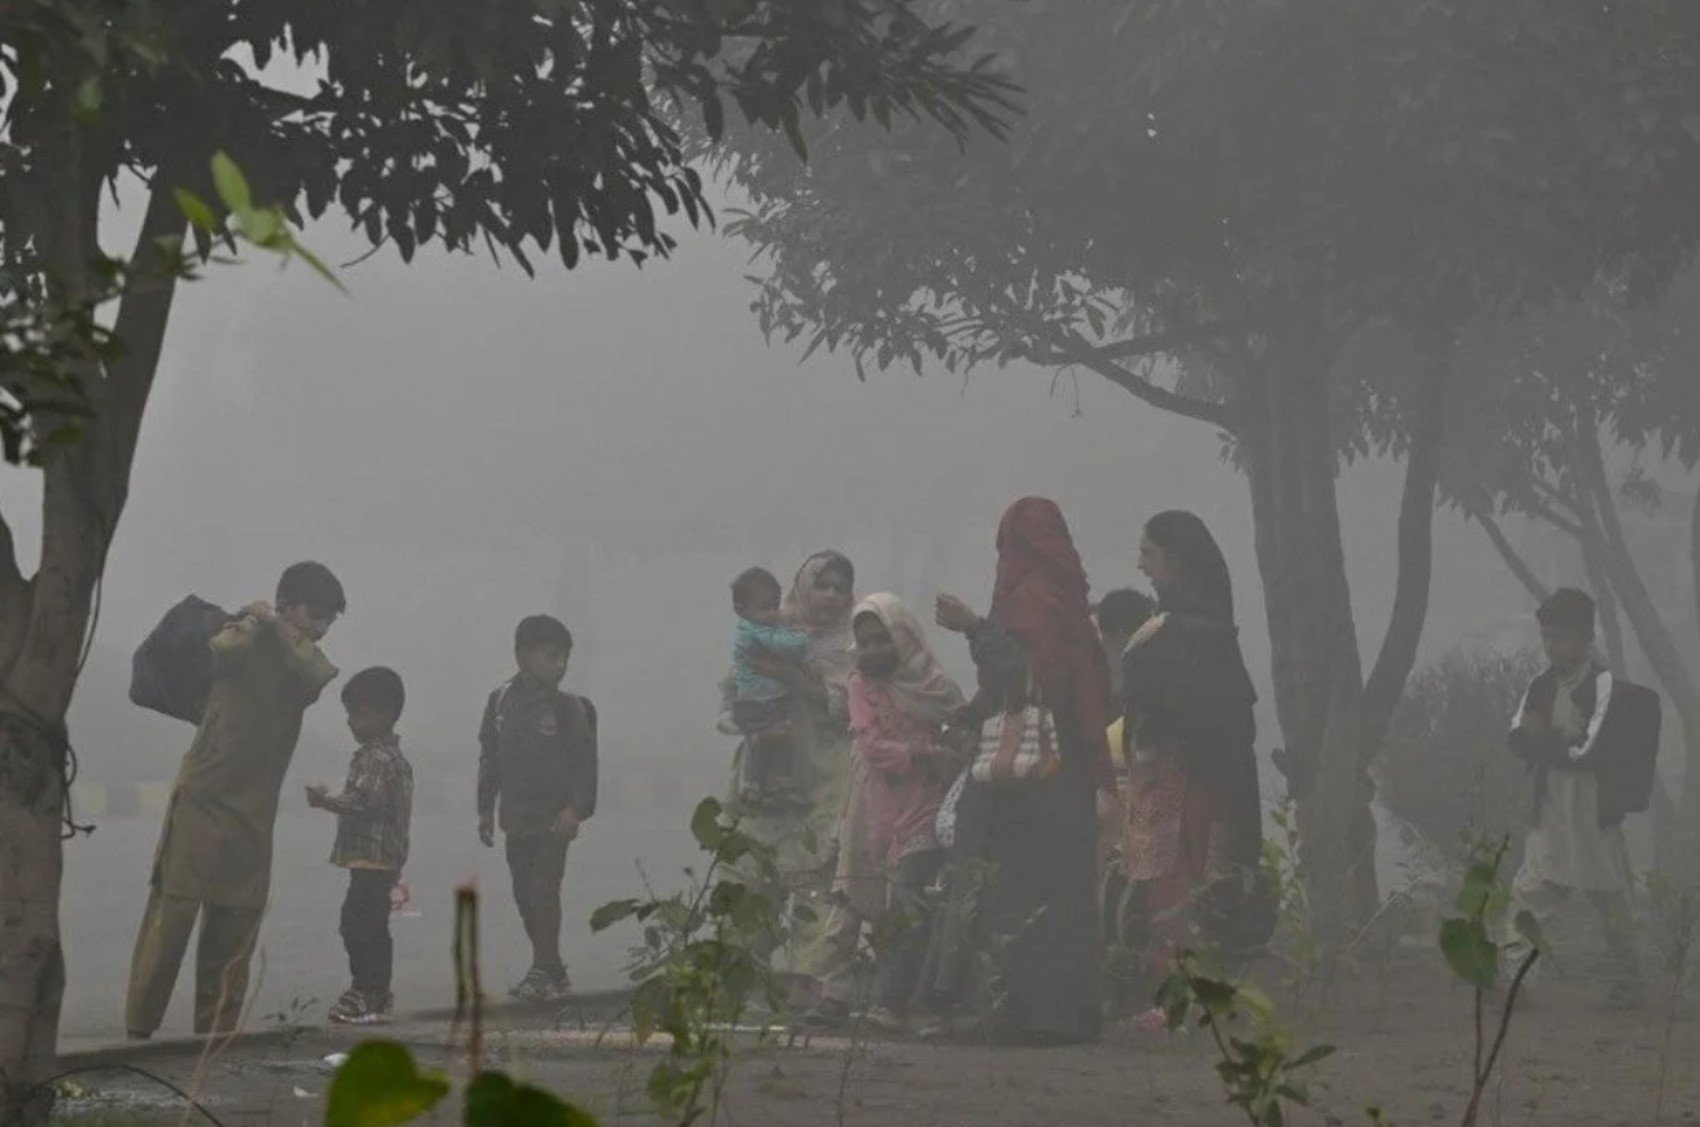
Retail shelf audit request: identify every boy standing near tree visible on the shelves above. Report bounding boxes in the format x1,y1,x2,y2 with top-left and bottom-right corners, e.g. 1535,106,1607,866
1507,587,1653,1008
477,615,598,1003
126,562,344,1039
308,666,413,1025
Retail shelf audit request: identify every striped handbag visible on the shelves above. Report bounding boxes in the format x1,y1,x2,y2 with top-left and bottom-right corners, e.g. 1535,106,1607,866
971,673,1062,784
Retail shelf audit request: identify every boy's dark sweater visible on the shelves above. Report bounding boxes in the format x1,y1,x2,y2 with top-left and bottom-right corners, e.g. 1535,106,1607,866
477,676,599,837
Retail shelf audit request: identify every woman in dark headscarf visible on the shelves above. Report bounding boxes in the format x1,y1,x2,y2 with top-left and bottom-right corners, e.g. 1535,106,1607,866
929,497,1114,1045
1121,511,1269,1025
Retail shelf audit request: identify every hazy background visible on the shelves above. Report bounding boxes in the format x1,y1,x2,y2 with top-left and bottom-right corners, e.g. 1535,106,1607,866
0,189,1539,1040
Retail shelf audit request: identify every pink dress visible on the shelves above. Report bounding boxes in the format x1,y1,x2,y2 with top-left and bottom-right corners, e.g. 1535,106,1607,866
847,675,958,880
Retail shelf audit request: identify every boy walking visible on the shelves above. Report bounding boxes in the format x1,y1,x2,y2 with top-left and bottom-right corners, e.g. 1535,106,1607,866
126,562,344,1038
1508,587,1656,1007
308,667,413,1025
478,615,598,1002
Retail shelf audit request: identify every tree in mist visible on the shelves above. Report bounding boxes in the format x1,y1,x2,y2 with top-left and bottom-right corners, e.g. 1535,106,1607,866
1449,270,1700,861
0,1,1009,1115
720,0,1700,932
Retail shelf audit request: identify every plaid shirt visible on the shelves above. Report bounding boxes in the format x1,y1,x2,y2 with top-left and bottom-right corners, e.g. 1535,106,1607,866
323,734,413,871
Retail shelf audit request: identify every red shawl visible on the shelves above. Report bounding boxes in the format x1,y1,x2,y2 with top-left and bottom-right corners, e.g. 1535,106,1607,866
986,497,1116,786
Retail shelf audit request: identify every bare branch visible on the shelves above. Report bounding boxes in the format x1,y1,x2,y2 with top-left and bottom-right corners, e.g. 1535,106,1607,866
90,168,188,519
1085,319,1246,363
1469,507,1551,607
1035,329,1233,429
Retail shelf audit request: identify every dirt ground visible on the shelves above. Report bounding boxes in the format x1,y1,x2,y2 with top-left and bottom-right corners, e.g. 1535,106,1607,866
44,937,1700,1127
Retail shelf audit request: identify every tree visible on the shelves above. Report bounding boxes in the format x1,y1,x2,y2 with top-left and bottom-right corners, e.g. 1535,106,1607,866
0,2,1009,1116
1449,270,1700,861
718,0,1700,932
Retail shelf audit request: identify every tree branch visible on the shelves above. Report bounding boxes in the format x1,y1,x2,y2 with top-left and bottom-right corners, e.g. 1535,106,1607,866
1081,319,1245,364
1469,506,1551,607
1036,329,1233,429
1361,361,1448,755
90,167,188,521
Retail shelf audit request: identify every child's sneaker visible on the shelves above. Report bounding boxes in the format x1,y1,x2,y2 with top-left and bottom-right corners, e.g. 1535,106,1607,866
354,992,394,1025
328,988,369,1025
513,967,571,1003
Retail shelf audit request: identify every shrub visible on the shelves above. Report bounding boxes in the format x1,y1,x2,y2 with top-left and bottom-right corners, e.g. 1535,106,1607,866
1377,646,1543,869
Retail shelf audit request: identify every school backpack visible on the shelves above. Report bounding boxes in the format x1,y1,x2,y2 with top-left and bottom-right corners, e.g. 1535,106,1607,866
1593,677,1662,827
129,595,231,724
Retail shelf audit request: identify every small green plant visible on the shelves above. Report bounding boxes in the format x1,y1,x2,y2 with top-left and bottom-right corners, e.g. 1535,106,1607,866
1155,951,1337,1127
1438,836,1541,1127
1260,798,1328,1016
1642,869,1700,1122
324,887,601,1127
591,796,797,1125
323,1041,599,1127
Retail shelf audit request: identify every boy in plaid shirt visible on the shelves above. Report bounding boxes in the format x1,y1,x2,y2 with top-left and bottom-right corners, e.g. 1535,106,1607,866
307,667,413,1024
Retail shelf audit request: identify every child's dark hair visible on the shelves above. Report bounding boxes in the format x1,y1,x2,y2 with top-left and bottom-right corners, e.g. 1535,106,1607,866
515,614,573,654
732,567,782,612
277,561,346,615
1097,588,1156,640
342,666,405,722
1537,587,1596,635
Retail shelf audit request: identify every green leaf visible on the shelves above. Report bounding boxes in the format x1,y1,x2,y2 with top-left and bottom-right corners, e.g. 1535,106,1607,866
74,76,103,123
464,1070,601,1127
288,241,347,291
239,206,283,247
1439,918,1499,989
591,899,641,932
174,190,218,234
1288,1044,1336,1068
690,796,724,850
1235,981,1275,1020
324,1042,450,1127
1190,975,1239,1016
210,151,253,213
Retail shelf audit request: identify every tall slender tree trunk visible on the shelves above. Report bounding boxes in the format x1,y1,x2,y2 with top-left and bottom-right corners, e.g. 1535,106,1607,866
1238,343,1380,935
0,166,183,1122
1570,425,1700,858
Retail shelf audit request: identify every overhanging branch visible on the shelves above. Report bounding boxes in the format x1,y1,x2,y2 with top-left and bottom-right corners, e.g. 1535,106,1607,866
1470,506,1551,606
1085,319,1245,363
1035,328,1234,429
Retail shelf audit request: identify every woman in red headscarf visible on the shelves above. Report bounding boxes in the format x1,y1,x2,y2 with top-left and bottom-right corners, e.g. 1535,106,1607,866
928,497,1115,1045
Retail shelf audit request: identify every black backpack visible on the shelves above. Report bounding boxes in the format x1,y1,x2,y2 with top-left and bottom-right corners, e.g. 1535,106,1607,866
129,596,231,724
1594,678,1663,827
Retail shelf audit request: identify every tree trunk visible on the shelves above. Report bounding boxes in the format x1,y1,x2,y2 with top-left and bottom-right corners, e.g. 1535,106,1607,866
0,167,184,1121
0,716,66,1126
1238,343,1379,936
1470,507,1551,608
1570,426,1700,857
1581,528,1628,677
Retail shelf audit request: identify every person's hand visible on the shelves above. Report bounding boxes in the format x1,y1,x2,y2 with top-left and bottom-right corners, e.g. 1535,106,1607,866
390,879,412,913
550,806,582,841
478,816,496,848
304,783,330,808
242,600,277,623
935,594,981,635
1096,786,1123,824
